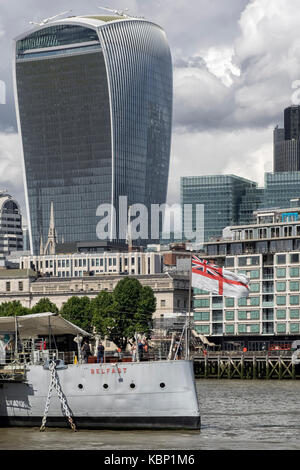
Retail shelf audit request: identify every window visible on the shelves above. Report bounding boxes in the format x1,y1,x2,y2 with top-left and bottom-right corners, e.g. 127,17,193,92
250,310,260,320
276,281,286,292
290,323,299,333
250,282,260,292
290,281,299,291
290,267,299,277
225,324,234,334
238,324,247,333
18,281,23,291
250,270,259,279
290,253,299,263
238,257,247,266
225,258,234,267
276,268,286,278
277,295,286,306
225,311,234,321
276,309,286,319
238,311,247,320
195,325,210,334
250,297,260,306
238,298,247,306
290,308,300,319
290,295,299,305
277,323,286,333
6,282,10,292
225,298,234,307
277,254,286,264
194,312,210,321
194,299,210,308
160,300,166,307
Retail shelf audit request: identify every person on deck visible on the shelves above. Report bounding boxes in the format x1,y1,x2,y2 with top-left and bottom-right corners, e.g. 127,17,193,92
81,340,91,363
97,342,105,364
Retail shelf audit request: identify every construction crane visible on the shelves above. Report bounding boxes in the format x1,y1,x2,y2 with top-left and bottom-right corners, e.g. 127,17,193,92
97,5,130,17
29,10,72,26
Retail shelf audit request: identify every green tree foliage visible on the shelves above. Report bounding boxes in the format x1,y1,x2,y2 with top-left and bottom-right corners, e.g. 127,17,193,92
31,297,59,314
0,300,31,316
90,290,115,338
60,296,93,333
92,277,156,351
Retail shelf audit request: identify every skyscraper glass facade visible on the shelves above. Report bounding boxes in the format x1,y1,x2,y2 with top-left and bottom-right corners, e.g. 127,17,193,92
180,175,257,241
274,106,300,172
264,172,300,209
14,17,172,253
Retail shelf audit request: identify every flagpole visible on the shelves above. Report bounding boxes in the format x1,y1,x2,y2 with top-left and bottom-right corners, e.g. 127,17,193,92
186,253,192,360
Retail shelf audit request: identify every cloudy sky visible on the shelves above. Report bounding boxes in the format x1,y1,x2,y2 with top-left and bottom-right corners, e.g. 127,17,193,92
0,0,299,223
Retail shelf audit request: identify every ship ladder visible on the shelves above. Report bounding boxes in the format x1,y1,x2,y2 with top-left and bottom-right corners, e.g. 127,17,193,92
40,360,76,432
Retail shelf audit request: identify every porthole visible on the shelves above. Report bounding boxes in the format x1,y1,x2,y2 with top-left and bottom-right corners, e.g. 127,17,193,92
78,384,83,389
160,382,166,388
103,383,109,389
130,383,135,389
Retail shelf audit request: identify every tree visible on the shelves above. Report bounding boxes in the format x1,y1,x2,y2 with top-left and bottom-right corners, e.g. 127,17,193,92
90,290,115,338
31,298,59,314
60,296,93,333
92,278,156,351
0,300,31,317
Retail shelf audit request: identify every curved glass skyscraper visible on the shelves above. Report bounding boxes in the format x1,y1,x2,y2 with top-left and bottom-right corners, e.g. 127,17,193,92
13,15,172,253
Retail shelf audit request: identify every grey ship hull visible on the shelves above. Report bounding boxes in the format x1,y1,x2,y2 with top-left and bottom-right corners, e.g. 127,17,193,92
0,360,200,430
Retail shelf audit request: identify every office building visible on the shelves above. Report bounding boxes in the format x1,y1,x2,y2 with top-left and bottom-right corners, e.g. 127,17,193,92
274,106,300,171
19,251,163,277
0,192,23,254
180,175,258,242
14,15,172,254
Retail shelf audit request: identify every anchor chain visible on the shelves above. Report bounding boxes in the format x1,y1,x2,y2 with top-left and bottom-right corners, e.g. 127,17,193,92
40,360,76,432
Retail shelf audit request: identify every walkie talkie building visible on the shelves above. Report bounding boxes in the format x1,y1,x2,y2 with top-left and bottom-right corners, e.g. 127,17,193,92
13,15,172,254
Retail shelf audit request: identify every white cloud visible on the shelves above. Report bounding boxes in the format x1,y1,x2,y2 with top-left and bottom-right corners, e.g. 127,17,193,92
0,130,26,220
167,127,273,203
203,47,240,87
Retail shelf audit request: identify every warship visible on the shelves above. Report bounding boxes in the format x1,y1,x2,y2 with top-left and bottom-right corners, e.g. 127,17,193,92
0,312,200,430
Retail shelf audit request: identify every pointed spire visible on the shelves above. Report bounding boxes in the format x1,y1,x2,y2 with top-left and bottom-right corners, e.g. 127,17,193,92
44,201,57,255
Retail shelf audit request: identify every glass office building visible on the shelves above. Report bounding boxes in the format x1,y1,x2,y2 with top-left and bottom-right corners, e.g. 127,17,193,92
264,172,300,209
274,106,300,172
13,16,172,253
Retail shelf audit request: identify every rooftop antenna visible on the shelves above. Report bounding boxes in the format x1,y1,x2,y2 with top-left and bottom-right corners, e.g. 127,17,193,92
29,10,72,26
97,5,130,17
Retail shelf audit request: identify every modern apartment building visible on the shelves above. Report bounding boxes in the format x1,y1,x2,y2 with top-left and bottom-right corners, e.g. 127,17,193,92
14,14,172,253
193,206,300,350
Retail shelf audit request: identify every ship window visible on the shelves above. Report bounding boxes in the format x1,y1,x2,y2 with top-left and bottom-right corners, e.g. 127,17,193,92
103,384,108,389
78,384,83,389
130,383,135,389
160,383,165,388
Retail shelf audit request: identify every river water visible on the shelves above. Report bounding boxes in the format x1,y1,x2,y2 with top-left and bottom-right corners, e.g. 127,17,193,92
0,379,299,450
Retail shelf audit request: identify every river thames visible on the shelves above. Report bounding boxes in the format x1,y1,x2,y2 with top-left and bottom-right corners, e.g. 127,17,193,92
0,379,299,450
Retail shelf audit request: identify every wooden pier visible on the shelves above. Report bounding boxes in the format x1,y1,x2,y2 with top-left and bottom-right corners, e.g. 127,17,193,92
193,351,300,380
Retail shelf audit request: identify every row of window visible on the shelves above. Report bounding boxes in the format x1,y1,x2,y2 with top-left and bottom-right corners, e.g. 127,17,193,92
195,323,300,335
194,295,300,308
194,309,300,321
